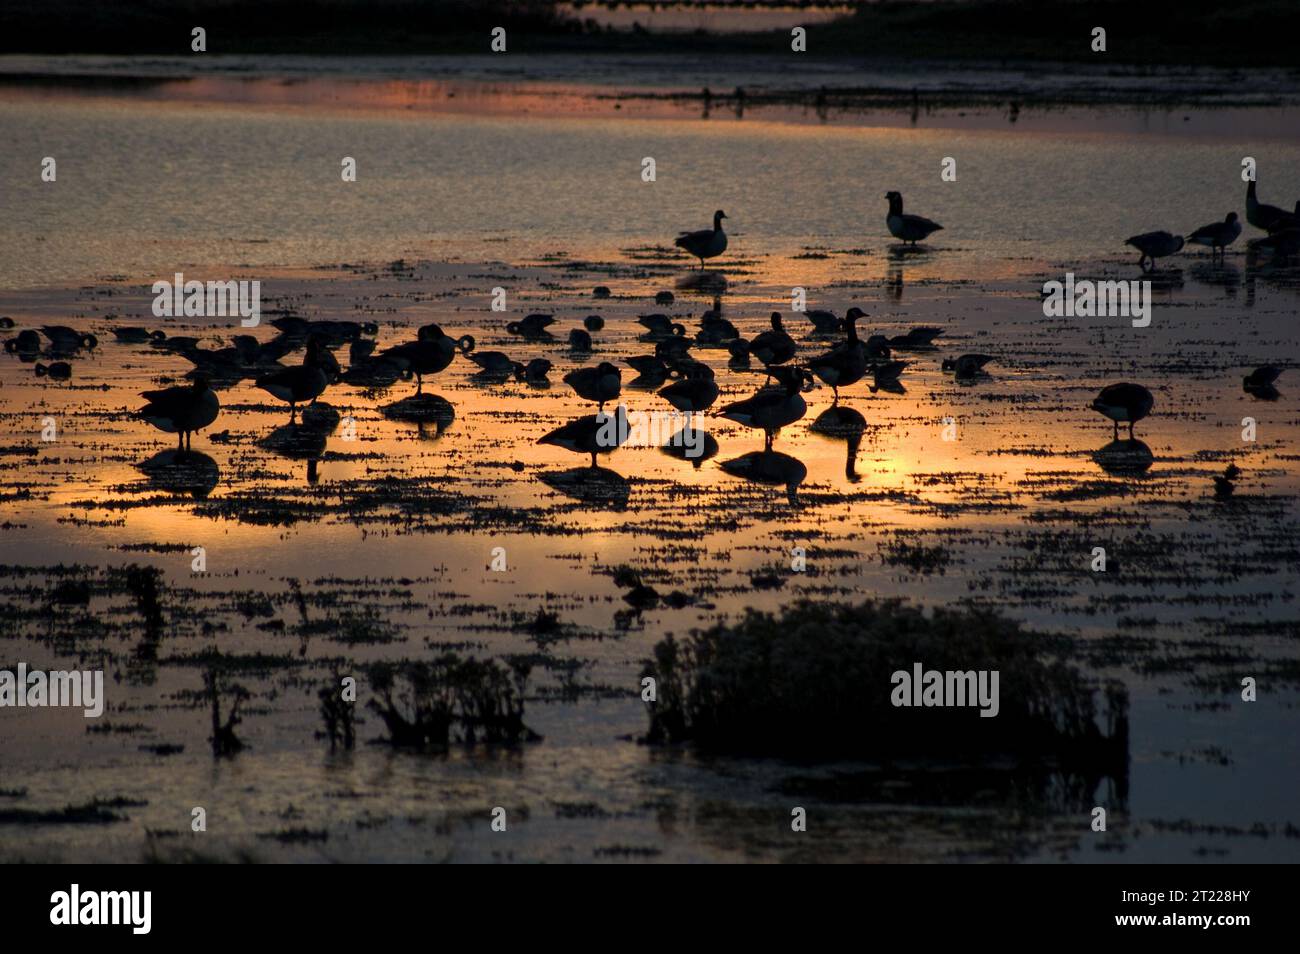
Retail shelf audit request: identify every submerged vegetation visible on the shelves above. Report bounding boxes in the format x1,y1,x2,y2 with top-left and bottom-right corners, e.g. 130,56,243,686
643,599,1128,777
366,654,541,748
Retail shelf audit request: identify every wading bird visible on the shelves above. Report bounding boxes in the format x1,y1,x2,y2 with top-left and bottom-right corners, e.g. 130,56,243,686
138,372,220,452
675,210,728,268
1091,382,1154,439
885,192,943,246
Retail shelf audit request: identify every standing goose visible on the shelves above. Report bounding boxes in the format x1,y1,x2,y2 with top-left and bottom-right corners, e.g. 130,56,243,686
256,337,332,420
806,308,868,401
1091,382,1154,439
138,373,220,452
538,406,630,469
885,192,943,246
5,329,41,355
750,312,797,369
1125,231,1184,271
674,210,728,269
719,365,810,451
804,309,845,336
1245,180,1297,233
563,361,622,409
1187,212,1242,259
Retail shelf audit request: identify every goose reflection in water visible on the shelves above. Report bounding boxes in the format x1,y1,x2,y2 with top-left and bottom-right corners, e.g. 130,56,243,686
720,450,808,507
137,449,220,499
810,404,866,482
1092,438,1154,477
260,403,340,484
537,407,631,509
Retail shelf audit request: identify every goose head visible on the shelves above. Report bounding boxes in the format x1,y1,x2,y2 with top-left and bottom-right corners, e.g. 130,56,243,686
713,210,728,229
885,191,903,214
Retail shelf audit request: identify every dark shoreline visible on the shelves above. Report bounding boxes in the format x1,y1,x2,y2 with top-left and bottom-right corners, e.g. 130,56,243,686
3,1,1300,69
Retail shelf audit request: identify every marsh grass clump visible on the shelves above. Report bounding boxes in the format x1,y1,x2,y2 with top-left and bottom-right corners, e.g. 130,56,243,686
318,667,356,750
642,600,1127,776
367,654,541,749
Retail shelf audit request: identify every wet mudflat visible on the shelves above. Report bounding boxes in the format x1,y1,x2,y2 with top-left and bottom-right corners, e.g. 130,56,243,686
2,245,1297,862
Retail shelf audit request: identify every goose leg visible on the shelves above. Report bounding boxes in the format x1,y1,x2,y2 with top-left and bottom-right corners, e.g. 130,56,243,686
1113,420,1119,440
415,373,423,396
177,432,185,452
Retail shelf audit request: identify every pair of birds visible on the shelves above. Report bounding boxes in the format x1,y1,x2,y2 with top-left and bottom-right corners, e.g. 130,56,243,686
5,325,98,355
1126,180,1299,269
673,193,942,271
1126,213,1242,270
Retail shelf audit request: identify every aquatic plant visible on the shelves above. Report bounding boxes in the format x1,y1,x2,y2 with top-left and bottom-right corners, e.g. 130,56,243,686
204,666,249,758
318,667,356,750
642,599,1127,777
366,653,540,749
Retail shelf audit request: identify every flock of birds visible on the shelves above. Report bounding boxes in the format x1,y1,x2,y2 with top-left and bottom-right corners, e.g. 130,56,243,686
1125,180,1300,270
0,187,1292,489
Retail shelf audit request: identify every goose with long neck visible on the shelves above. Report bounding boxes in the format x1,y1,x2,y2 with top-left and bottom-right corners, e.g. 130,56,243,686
1246,180,1297,233
674,210,729,269
885,192,943,246
806,307,868,401
719,365,810,451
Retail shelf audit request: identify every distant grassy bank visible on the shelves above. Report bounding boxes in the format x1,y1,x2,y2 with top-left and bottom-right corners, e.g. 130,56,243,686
3,0,1299,68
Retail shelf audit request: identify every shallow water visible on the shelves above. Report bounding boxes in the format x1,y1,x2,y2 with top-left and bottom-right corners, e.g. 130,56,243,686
1,60,1299,863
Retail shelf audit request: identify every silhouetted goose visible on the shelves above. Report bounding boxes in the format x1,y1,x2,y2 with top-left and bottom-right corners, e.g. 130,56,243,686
1125,231,1184,271
655,291,675,305
719,365,810,450
804,309,844,335
305,319,377,343
1188,212,1241,259
675,210,728,268
1091,382,1154,439
1249,227,1300,258
655,332,692,361
470,351,521,376
569,328,593,352
750,312,796,368
35,361,72,380
869,360,909,393
112,327,164,344
1246,180,1297,233
727,338,752,370
658,364,719,413
720,450,808,506
506,314,555,338
943,353,995,377
256,338,331,419
584,315,605,332
888,326,944,350
0,317,12,329
154,335,201,354
864,334,891,360
637,313,683,338
518,358,552,385
807,309,867,400
538,406,630,468
564,361,622,409
383,327,474,394
697,312,740,344
139,373,220,451
1243,366,1282,391
885,192,943,245
660,426,719,469
41,326,97,352
625,354,668,376
5,330,41,354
